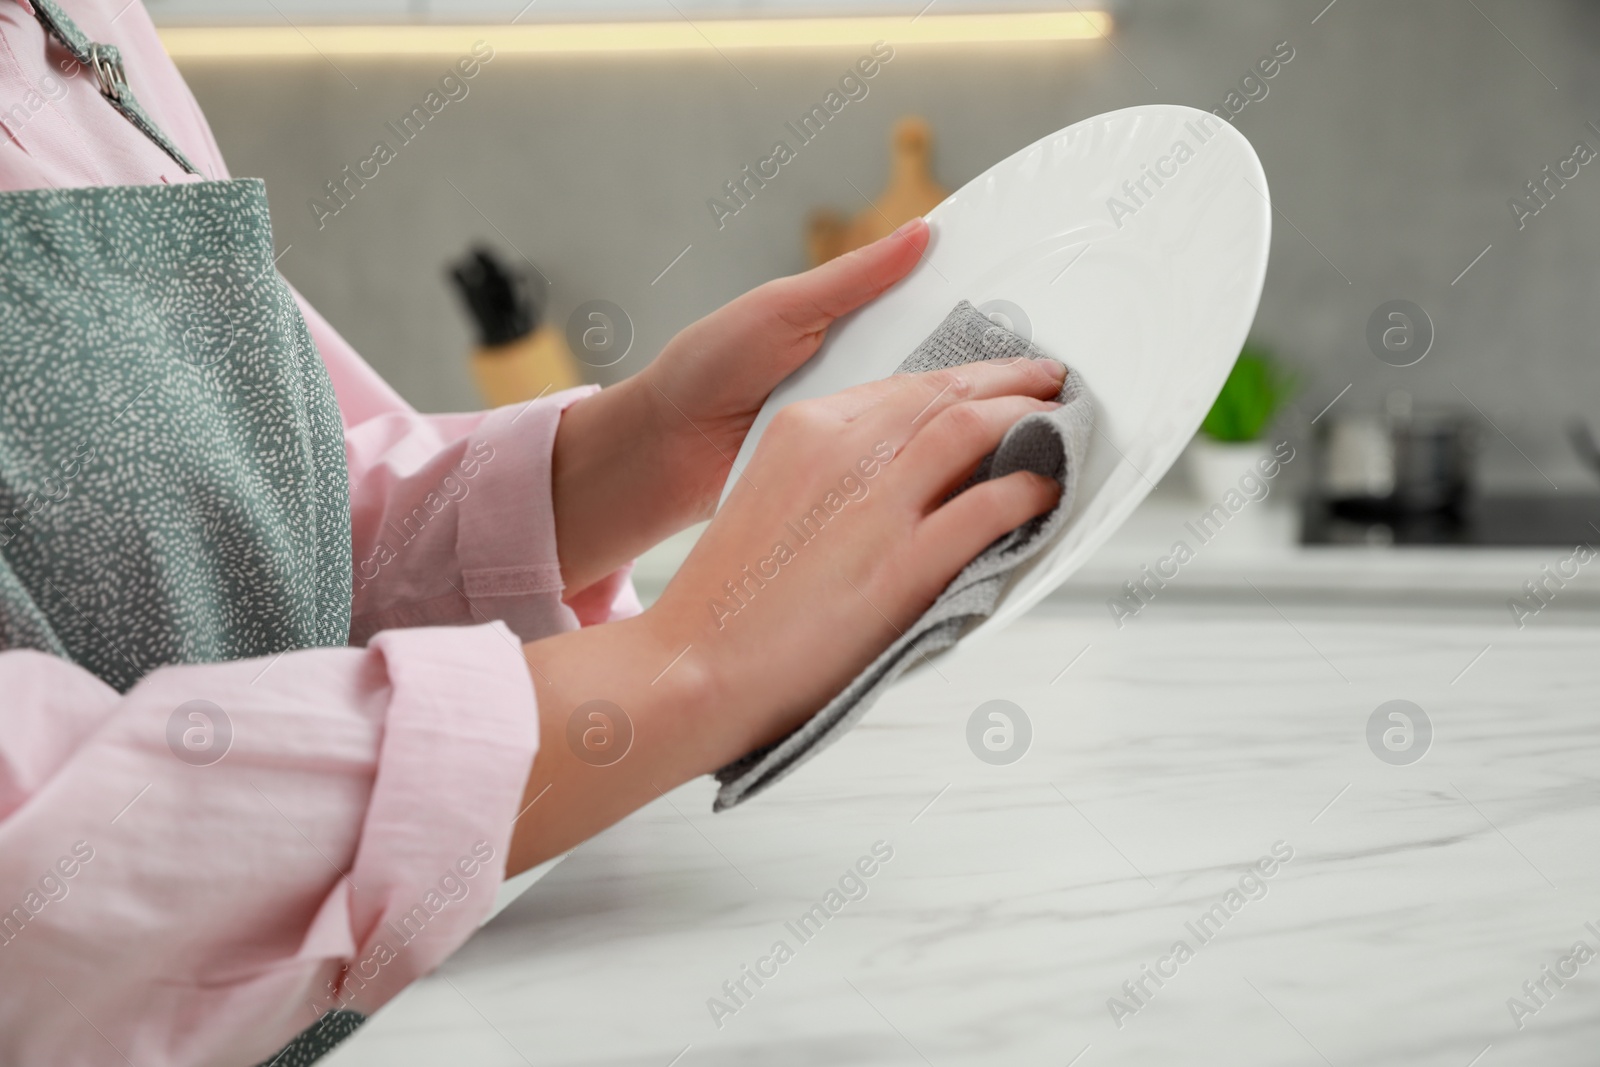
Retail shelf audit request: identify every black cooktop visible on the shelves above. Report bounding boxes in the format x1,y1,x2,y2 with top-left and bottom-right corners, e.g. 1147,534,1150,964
1301,493,1600,547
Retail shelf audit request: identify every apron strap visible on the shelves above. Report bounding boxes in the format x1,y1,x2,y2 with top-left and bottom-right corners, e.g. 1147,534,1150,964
25,0,201,175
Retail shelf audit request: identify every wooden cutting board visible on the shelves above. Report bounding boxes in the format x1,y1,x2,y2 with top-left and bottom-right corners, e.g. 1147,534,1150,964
807,116,948,266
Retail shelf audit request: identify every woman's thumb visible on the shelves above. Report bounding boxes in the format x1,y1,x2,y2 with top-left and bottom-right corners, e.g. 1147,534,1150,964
766,217,931,334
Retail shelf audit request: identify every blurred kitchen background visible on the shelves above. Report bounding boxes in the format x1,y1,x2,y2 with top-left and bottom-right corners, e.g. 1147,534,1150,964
152,0,1600,616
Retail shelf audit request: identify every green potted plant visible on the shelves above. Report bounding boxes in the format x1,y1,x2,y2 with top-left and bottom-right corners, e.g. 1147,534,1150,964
1186,341,1293,500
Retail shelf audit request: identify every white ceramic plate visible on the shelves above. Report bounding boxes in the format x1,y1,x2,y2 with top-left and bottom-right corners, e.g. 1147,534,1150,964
719,104,1271,643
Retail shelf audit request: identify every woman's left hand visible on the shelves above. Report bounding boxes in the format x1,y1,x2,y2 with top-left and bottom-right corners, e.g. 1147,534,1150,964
637,217,930,513
552,218,930,592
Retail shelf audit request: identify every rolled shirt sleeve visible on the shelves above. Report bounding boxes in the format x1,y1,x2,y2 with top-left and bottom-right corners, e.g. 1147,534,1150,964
0,624,537,1066
298,293,642,646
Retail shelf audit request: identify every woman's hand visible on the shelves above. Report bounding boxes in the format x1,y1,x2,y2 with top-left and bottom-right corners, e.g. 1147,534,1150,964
652,353,1065,759
512,355,1063,872
551,219,931,593
636,217,932,514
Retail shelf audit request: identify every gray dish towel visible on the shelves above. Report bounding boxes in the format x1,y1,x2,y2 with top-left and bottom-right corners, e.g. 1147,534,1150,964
713,300,1095,811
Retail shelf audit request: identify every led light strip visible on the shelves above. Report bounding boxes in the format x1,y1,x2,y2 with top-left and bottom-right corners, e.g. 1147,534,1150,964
158,11,1112,58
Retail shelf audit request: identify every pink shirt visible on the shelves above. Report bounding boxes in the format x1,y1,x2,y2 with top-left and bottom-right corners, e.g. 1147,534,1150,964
0,2,639,1063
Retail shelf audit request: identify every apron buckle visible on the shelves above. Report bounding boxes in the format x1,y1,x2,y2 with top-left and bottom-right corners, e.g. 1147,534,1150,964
88,43,126,103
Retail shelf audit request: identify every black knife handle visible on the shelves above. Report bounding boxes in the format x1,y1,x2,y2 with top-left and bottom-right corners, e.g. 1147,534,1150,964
448,246,540,348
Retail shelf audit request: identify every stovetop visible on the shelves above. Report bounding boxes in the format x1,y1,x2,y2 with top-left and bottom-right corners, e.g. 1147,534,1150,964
1301,492,1600,547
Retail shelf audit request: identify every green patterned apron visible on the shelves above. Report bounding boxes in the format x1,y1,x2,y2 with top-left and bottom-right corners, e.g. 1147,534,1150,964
3,1,357,1061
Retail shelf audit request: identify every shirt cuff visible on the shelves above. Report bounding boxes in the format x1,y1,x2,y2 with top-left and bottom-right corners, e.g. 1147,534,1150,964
347,385,641,645
329,622,538,1014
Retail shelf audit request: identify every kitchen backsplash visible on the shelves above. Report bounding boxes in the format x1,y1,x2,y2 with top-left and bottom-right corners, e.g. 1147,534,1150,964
181,0,1600,491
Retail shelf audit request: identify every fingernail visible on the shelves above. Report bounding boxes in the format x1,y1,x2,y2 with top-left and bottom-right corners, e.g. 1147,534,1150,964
1039,357,1068,380
892,217,926,239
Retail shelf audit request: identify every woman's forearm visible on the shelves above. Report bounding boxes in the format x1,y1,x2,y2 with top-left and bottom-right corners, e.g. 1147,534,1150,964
508,611,722,874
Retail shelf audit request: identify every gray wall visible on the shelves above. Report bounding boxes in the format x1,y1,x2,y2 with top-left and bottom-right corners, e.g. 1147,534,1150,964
180,0,1600,489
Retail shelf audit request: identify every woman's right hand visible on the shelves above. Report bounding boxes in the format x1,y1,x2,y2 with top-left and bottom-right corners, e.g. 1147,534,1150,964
654,355,1066,764
511,357,1064,870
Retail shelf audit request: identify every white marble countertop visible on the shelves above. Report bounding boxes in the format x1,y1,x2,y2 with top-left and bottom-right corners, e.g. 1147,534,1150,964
326,600,1600,1067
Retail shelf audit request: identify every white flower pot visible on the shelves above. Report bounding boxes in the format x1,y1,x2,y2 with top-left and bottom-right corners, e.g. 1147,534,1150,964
1185,437,1273,503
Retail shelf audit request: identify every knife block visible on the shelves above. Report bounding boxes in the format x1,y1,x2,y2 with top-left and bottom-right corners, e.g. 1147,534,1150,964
470,325,582,408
